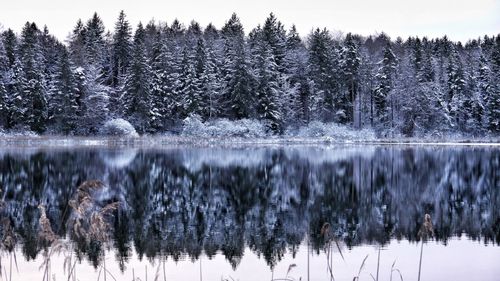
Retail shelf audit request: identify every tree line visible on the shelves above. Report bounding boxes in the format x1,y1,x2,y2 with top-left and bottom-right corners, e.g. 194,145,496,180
0,11,499,137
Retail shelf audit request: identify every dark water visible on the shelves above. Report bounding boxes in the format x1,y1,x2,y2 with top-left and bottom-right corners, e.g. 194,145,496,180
0,145,499,280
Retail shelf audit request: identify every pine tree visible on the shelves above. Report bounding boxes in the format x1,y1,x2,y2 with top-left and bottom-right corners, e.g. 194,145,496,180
308,28,336,122
466,52,488,133
203,23,219,42
19,22,48,133
40,26,63,83
111,10,132,87
447,46,467,130
221,13,254,119
254,40,282,132
2,29,17,68
6,58,26,130
261,13,287,73
194,38,222,119
122,23,152,133
374,43,397,129
200,46,222,119
69,19,86,67
149,35,169,130
180,45,202,117
0,39,8,128
487,36,500,133
341,33,361,125
168,19,185,38
410,37,434,83
144,20,159,59
70,13,109,134
420,37,435,83
50,49,78,134
284,25,310,124
84,13,106,65
80,64,110,135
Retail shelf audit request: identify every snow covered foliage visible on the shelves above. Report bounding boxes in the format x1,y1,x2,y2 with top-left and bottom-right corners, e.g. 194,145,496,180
0,12,499,139
288,121,376,141
100,118,139,137
181,114,268,138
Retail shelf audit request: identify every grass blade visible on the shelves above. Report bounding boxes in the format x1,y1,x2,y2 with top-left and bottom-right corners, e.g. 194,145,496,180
334,239,345,261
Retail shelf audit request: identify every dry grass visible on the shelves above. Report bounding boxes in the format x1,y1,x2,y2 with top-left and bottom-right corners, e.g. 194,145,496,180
390,260,403,281
320,222,345,281
68,180,119,244
27,180,121,281
0,187,18,281
1,217,18,281
418,214,434,241
68,180,120,281
353,254,369,281
417,213,433,281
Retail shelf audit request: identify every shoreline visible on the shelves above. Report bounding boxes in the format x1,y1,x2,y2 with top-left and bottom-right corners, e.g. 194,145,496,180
0,135,499,148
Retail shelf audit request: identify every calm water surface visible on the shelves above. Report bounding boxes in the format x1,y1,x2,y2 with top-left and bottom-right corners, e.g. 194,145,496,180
0,145,498,281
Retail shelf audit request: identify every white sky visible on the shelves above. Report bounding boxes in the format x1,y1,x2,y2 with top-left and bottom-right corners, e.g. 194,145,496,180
0,0,499,43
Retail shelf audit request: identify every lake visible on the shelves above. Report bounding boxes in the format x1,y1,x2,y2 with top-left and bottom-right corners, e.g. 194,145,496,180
0,144,498,281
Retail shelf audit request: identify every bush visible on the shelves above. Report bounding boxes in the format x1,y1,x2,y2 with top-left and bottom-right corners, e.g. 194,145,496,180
181,115,268,138
287,121,376,141
100,118,139,137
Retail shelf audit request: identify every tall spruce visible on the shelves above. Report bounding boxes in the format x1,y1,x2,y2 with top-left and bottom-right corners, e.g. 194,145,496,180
284,25,310,124
123,23,152,133
447,46,467,130
180,44,202,117
50,49,78,133
0,39,8,128
374,43,397,129
308,28,336,122
253,32,283,132
111,10,132,87
221,13,254,119
2,29,17,68
19,22,48,133
341,33,361,125
487,36,500,133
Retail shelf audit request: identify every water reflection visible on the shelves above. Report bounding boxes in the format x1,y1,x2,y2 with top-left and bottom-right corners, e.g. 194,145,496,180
0,146,499,270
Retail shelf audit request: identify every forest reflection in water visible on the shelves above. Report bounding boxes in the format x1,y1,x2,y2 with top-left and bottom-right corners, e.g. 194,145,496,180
0,145,499,280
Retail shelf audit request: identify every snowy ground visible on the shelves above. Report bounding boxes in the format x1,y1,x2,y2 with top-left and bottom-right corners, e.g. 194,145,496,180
0,118,498,147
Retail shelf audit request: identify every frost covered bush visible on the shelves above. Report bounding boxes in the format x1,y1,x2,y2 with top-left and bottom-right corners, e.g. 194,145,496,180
288,121,376,141
181,116,376,140
100,118,139,137
182,115,205,135
0,129,39,137
182,115,268,138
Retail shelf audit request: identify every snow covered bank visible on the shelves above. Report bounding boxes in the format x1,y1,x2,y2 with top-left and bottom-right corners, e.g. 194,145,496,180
0,135,498,148
180,115,377,141
0,118,498,147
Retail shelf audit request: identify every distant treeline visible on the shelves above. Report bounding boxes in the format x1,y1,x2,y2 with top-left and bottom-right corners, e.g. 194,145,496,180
0,11,499,136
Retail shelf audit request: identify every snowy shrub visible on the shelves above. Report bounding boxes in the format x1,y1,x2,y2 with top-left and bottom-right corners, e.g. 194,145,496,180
100,118,139,137
181,116,376,140
288,121,376,141
181,115,268,138
181,115,205,135
0,128,39,137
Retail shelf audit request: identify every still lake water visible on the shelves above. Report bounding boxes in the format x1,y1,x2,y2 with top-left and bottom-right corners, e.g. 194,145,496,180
0,144,498,281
